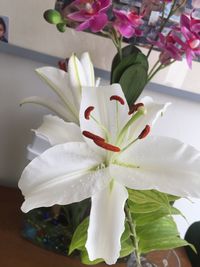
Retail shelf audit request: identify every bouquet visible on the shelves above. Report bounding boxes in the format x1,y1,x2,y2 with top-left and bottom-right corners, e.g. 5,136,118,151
19,1,200,266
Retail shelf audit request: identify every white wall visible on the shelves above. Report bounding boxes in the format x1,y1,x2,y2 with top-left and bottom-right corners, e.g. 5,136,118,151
0,0,200,94
1,51,200,188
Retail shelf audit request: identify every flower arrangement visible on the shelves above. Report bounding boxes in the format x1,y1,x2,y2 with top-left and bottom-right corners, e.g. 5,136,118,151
19,1,200,266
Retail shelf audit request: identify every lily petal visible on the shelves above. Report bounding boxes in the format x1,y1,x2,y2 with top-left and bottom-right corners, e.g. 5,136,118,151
80,52,95,86
128,96,170,140
68,53,87,91
86,181,128,265
111,136,200,198
20,96,78,123
80,84,129,155
36,67,78,120
19,142,110,212
33,115,83,146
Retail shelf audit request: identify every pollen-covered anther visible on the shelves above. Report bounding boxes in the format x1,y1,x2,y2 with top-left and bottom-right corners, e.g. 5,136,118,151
82,130,105,142
128,103,144,115
110,95,125,105
93,139,121,152
138,125,151,139
84,106,94,120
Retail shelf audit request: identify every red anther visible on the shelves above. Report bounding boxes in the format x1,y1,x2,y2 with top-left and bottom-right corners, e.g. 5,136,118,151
110,95,125,105
93,139,121,152
138,125,151,139
82,131,105,142
84,106,94,120
128,103,144,115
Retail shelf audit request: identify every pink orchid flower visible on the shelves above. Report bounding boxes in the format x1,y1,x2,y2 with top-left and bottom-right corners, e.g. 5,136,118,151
113,9,143,38
67,0,111,32
150,32,183,64
176,13,200,68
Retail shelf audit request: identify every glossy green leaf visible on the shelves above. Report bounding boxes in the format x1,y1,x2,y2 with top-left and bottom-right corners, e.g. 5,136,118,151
128,189,169,207
137,217,179,239
140,237,190,254
111,45,141,77
68,217,89,255
129,202,161,214
119,64,148,106
136,216,190,253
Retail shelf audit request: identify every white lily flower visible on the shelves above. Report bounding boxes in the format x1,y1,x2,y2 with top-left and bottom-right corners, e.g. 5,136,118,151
20,52,96,124
19,84,200,265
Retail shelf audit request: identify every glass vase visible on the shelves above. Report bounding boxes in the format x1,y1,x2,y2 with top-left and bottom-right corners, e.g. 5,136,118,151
126,250,182,267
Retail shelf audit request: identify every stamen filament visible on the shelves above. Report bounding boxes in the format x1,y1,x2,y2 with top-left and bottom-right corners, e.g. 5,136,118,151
116,108,146,146
90,115,111,141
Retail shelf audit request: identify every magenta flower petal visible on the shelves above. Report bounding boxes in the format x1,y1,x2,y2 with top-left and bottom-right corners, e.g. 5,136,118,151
113,9,130,23
117,24,134,38
90,13,108,32
76,20,90,31
68,10,89,22
186,49,193,69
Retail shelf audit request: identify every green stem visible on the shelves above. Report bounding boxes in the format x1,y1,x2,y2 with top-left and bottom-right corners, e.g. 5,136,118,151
148,60,160,77
146,0,178,59
147,59,176,82
125,202,141,267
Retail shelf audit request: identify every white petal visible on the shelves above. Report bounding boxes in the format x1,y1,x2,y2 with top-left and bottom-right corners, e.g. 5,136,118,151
111,136,200,198
36,67,78,119
80,84,129,155
19,142,109,212
20,96,78,123
33,115,83,146
80,52,95,86
128,96,171,140
68,53,87,90
86,181,128,265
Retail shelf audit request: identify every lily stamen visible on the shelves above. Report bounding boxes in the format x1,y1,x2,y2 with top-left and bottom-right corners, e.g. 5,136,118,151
82,130,105,142
93,139,121,152
128,103,144,115
138,125,151,139
110,95,125,105
84,106,95,120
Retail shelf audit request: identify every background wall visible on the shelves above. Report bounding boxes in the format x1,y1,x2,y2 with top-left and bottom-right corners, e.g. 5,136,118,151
0,50,200,187
0,0,199,94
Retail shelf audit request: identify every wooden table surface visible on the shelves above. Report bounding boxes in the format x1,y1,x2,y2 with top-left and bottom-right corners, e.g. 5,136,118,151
0,186,192,267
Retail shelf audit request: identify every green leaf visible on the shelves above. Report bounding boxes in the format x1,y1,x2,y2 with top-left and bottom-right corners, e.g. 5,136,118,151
111,51,139,84
111,45,141,78
119,64,148,106
120,239,134,258
128,189,169,207
137,217,189,253
140,237,190,254
81,250,103,265
68,217,89,255
137,217,179,239
121,222,131,242
133,208,170,226
129,202,161,214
